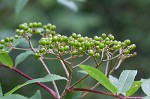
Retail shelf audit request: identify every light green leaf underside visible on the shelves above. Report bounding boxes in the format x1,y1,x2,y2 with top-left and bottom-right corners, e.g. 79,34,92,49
141,78,150,95
116,70,137,94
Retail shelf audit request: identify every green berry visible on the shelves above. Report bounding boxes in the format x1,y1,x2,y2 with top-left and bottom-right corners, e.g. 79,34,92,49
29,23,34,28
39,48,46,53
105,37,110,41
124,39,131,45
39,40,46,46
0,39,5,44
47,24,52,29
72,51,78,55
14,35,19,39
5,37,10,42
108,34,114,40
50,25,56,31
34,53,41,58
52,36,58,42
64,46,69,51
33,22,38,27
99,43,105,49
121,42,126,47
94,36,99,41
37,22,42,27
102,33,106,38
94,53,100,58
88,50,94,56
72,33,77,38
58,47,64,52
123,49,130,54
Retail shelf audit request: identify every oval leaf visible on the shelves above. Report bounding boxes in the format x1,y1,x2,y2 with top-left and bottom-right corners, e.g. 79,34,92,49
141,78,150,95
0,52,13,68
29,90,41,99
15,51,34,66
0,94,28,99
79,65,118,94
126,81,142,96
5,74,68,95
116,70,137,94
15,0,29,14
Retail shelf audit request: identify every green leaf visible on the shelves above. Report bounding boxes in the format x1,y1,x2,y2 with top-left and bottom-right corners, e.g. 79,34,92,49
15,51,34,66
5,74,68,95
141,78,150,95
57,0,78,11
29,90,41,99
0,84,3,97
0,52,13,68
126,81,142,96
116,70,137,94
15,0,29,14
144,95,150,99
79,65,118,94
0,94,28,99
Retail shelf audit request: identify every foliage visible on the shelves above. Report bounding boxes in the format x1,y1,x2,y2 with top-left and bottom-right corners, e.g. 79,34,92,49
0,22,149,99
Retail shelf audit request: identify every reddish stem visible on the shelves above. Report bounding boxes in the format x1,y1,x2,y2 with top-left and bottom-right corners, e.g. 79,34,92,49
0,64,57,99
68,88,143,99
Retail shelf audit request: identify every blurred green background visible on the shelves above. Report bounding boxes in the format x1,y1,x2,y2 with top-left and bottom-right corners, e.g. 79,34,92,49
0,0,149,98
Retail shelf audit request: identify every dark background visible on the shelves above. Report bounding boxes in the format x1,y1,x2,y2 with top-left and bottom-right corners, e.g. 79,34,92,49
0,0,149,98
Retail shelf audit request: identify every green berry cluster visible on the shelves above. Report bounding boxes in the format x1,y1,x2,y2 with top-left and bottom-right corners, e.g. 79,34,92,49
0,22,136,59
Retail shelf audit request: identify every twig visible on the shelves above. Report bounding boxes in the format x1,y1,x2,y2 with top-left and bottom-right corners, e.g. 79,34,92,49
39,57,60,98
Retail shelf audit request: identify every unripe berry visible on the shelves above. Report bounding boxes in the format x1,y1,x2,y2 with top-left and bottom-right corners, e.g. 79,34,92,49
88,50,94,56
94,36,99,41
50,25,56,31
102,33,106,38
29,23,34,28
34,53,41,58
64,46,69,51
33,22,38,27
47,24,52,29
99,43,105,49
124,39,131,45
0,39,5,44
5,37,10,42
72,33,77,38
37,22,42,27
121,42,126,47
14,35,19,39
58,47,64,52
52,36,58,42
9,37,13,42
72,51,78,55
123,49,130,54
94,53,100,58
108,34,114,40
39,48,46,53
78,37,84,42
